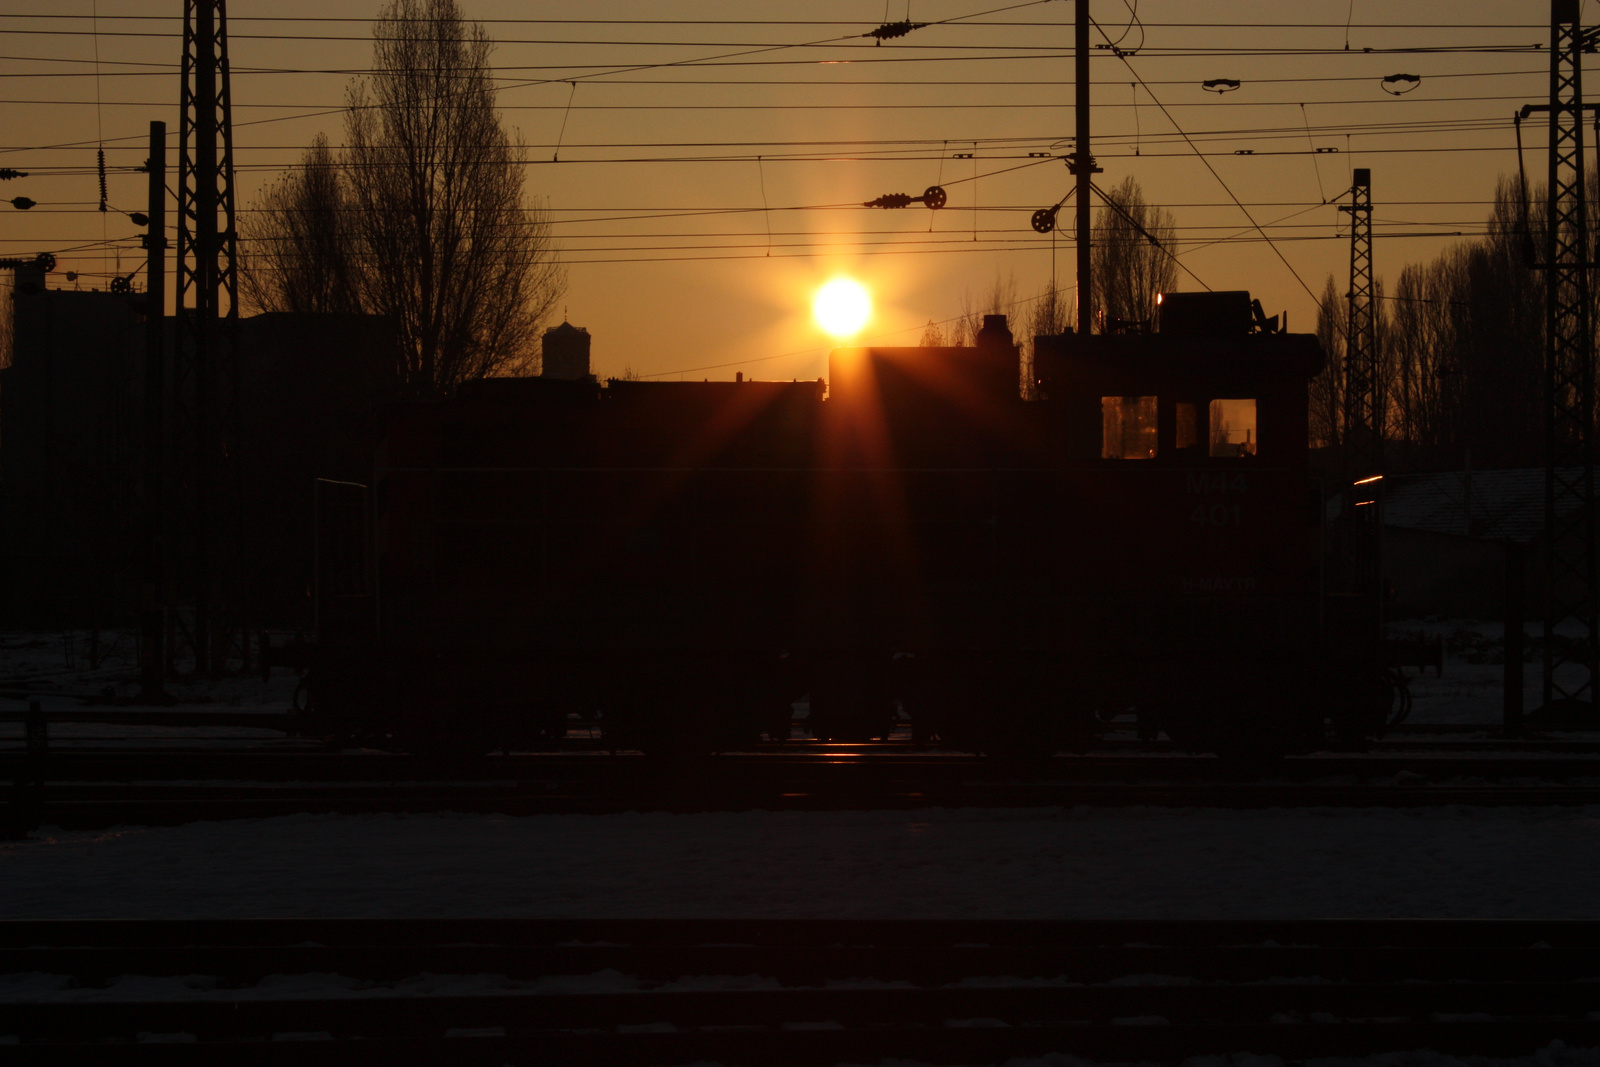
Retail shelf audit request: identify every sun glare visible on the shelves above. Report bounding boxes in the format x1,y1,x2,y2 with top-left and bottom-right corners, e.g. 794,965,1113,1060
813,278,871,338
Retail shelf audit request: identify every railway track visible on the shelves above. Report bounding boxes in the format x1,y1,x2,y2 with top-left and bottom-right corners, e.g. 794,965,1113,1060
6,755,1600,830
3,918,1597,1064
9,712,1600,828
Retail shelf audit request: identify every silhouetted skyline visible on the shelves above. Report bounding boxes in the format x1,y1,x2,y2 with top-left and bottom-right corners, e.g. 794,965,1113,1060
1,1,1554,379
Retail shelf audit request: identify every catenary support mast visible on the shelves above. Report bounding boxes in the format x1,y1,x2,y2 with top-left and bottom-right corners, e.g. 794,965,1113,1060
139,121,169,699
175,0,239,673
1540,0,1598,714
1341,168,1379,483
1070,1,1099,333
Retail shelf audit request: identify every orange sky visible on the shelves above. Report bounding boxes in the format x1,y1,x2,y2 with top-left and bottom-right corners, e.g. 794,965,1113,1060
0,0,1570,381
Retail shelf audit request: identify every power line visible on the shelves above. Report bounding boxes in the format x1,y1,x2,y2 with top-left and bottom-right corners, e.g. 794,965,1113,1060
2,112,1519,157
0,92,1557,113
0,14,1554,28
1092,18,1322,304
0,67,1549,87
0,42,1545,75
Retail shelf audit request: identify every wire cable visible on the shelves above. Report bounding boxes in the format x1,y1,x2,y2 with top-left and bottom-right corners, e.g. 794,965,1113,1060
1092,17,1322,303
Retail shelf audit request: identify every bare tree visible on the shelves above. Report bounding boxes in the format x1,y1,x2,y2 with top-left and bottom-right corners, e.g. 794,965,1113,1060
1090,176,1177,331
1309,276,1344,451
1362,174,1544,467
1022,280,1073,340
240,134,360,316
1019,280,1072,399
947,272,1019,346
241,0,564,392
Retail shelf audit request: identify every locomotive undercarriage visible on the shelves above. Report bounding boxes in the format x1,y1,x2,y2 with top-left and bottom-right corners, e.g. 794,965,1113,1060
296,643,1394,761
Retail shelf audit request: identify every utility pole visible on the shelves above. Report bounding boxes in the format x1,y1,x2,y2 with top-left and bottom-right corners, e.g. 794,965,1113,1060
139,120,169,701
1538,0,1598,716
175,0,239,674
1069,0,1100,333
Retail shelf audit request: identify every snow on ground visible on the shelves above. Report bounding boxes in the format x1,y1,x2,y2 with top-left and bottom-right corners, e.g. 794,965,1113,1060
914,1055,1600,1067
1389,618,1537,726
0,629,301,716
8,631,1600,1064
4,805,1600,921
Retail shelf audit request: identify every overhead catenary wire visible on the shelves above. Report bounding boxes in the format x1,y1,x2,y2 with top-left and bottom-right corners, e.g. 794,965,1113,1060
0,14,1556,28
0,67,1550,88
3,229,1494,273
0,41,1548,78
1087,178,1212,292
1091,16,1322,304
4,114,1520,161
1301,102,1329,202
2,1,1554,318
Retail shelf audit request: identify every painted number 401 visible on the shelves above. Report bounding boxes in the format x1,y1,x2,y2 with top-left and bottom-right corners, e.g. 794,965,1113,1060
1190,502,1240,527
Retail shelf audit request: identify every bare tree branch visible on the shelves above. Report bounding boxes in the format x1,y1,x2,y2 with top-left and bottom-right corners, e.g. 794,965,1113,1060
1090,176,1177,331
240,0,564,393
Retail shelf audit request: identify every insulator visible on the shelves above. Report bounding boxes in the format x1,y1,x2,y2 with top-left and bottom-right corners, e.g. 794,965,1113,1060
867,20,925,43
1031,207,1059,234
0,168,24,181
864,193,915,209
922,185,947,210
97,149,107,212
1380,73,1420,96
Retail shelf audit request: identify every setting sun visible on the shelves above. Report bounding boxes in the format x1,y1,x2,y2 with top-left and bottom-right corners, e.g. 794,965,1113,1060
813,278,871,338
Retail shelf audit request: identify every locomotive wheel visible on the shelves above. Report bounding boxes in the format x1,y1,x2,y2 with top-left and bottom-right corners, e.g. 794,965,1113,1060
604,697,766,757
809,708,893,743
808,657,895,742
1198,701,1319,764
980,704,1092,764
637,724,717,758
397,708,493,759
528,707,570,744
761,701,795,743
1328,659,1397,746
602,704,712,757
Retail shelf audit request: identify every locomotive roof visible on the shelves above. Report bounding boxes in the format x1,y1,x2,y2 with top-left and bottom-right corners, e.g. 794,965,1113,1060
1036,330,1324,375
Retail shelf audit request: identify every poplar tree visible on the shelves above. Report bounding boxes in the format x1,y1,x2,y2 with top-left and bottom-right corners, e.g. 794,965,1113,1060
242,0,564,391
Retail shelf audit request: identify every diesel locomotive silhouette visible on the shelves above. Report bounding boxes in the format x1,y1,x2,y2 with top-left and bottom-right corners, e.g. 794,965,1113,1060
298,291,1392,759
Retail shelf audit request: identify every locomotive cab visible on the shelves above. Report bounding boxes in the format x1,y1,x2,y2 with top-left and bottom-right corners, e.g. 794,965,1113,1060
1032,292,1321,466
1029,293,1341,757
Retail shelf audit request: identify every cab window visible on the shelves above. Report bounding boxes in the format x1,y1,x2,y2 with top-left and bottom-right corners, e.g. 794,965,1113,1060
1209,398,1257,457
1101,396,1158,459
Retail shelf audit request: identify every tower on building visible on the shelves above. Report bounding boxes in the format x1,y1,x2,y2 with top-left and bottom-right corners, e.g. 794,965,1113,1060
541,321,591,380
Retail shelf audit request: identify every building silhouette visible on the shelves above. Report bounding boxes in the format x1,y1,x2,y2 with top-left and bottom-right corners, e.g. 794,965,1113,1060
0,264,397,628
540,321,591,381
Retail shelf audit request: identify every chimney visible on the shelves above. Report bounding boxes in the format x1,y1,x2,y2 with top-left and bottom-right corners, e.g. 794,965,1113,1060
976,314,1014,350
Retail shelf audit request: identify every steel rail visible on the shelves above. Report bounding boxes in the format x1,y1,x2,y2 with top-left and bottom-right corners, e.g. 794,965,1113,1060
2,918,1597,1064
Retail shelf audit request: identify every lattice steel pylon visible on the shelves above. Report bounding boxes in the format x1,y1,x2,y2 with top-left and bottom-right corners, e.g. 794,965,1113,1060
1338,167,1382,603
174,0,239,674
1341,168,1379,484
1533,0,1600,716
